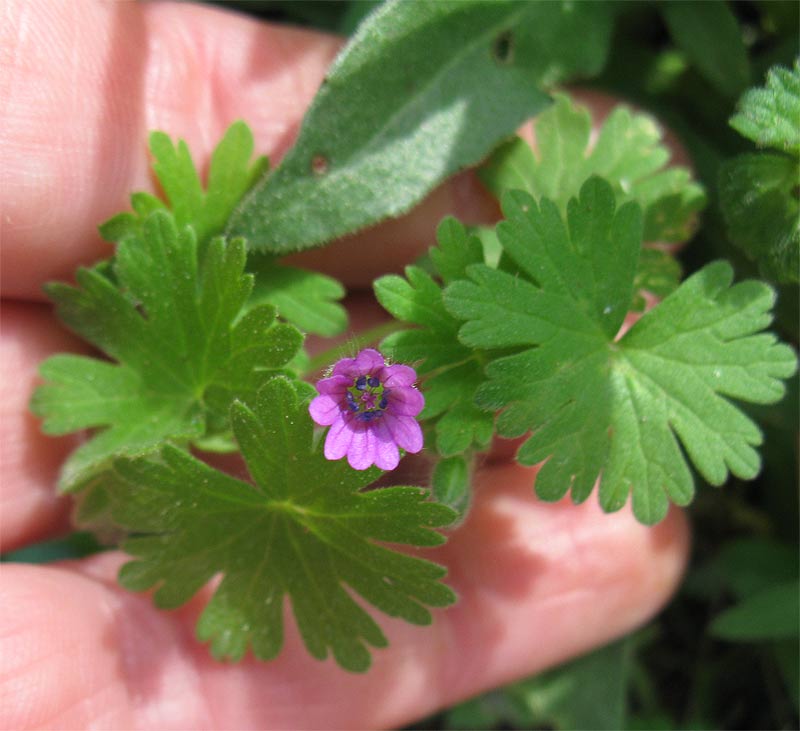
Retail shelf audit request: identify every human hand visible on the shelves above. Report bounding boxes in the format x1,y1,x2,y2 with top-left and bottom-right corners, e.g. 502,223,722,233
0,2,689,728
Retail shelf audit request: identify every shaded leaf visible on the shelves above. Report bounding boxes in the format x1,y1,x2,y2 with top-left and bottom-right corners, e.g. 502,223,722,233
730,60,800,154
31,213,302,491
109,378,457,672
662,0,750,99
444,178,797,523
229,0,614,252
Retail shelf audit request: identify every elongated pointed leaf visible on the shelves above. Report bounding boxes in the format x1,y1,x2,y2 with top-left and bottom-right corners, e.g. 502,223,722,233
229,0,614,252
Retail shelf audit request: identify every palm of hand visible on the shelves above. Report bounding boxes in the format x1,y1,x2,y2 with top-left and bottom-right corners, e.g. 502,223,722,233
0,2,687,728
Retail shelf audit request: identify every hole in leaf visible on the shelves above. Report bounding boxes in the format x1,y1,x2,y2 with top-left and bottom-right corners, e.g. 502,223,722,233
311,154,329,176
492,30,513,64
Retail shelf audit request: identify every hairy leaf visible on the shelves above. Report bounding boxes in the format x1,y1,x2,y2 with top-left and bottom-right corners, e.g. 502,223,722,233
100,121,267,251
247,256,347,336
432,455,472,521
479,94,705,244
478,94,706,310
719,153,800,283
730,60,800,155
228,0,614,252
444,178,797,524
31,213,303,491
375,218,494,456
99,122,346,335
107,378,457,672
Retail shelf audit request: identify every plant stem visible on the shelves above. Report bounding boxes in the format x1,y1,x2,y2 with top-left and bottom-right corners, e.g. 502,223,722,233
304,321,408,374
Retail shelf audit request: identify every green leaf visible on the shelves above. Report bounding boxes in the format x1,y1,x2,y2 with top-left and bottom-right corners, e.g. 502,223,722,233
444,177,797,524
432,455,472,520
730,60,800,154
98,122,344,334
719,153,800,283
711,581,800,641
478,93,706,244
375,218,494,457
108,377,457,672
99,121,266,250
445,637,632,730
773,639,800,710
1,531,103,564
148,120,268,249
662,0,750,99
247,256,347,336
507,637,632,730
714,538,799,599
632,248,683,311
228,0,615,252
31,213,303,492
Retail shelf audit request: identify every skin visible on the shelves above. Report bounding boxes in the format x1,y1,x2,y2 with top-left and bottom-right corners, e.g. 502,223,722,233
0,2,690,729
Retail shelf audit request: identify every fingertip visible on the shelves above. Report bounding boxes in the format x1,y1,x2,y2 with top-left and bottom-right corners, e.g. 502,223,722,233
0,303,83,552
427,463,689,703
2,0,342,300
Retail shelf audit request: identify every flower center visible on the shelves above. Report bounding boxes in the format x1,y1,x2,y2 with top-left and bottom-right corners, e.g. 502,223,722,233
345,375,389,422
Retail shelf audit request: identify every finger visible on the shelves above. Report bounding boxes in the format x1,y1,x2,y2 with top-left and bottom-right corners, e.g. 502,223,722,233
1,0,341,300
290,87,696,285
0,303,84,552
0,464,689,730
1,0,494,300
0,293,423,550
2,2,690,301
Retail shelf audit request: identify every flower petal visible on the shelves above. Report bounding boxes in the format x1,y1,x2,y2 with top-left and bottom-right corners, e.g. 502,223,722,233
309,394,342,426
346,423,376,470
372,421,400,470
380,364,417,387
383,413,424,453
352,348,385,375
331,356,359,378
314,375,350,395
387,386,424,416
331,348,386,379
324,416,353,460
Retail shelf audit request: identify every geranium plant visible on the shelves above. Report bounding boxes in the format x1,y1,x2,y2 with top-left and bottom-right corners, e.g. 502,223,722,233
19,2,798,716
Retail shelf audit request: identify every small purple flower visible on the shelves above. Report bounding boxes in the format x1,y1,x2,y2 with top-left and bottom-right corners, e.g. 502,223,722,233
309,348,424,471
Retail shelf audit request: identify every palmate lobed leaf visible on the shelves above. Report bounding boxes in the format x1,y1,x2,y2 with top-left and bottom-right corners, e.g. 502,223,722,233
375,218,494,457
444,177,797,524
100,121,346,335
718,153,799,285
246,255,347,336
720,61,800,285
107,377,457,672
478,93,706,245
729,59,800,155
99,121,268,253
31,212,303,491
478,94,705,315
